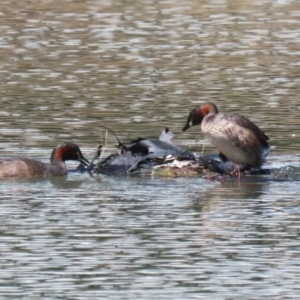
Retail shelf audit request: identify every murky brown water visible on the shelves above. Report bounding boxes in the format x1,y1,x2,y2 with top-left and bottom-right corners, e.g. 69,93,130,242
1,0,300,298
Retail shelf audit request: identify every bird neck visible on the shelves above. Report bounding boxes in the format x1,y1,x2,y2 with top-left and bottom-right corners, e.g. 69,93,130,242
51,158,66,169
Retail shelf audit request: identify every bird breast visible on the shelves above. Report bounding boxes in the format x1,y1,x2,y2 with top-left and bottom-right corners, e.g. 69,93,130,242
201,114,260,165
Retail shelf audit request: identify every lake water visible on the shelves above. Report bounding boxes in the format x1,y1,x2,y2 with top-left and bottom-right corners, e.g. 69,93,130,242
1,0,300,298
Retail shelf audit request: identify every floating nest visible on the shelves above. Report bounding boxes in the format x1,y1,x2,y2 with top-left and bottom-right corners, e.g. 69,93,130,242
91,152,221,177
88,127,222,178
87,127,272,180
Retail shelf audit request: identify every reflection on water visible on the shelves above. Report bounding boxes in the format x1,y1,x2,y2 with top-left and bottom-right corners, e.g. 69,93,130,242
1,0,300,298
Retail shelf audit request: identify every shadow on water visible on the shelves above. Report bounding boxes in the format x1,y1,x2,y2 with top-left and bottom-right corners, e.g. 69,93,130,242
0,172,95,196
193,180,267,207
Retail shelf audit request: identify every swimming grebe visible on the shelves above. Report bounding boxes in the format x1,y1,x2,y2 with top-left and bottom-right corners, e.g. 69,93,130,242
0,142,90,178
182,102,269,178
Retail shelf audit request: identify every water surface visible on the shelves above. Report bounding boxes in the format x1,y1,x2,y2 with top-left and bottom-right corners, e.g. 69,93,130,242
0,0,300,298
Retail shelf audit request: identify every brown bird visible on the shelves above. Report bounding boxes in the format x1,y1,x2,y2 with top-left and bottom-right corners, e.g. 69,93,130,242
182,102,269,178
0,142,89,178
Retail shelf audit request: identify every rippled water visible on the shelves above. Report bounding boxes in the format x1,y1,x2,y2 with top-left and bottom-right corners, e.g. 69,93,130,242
1,0,300,298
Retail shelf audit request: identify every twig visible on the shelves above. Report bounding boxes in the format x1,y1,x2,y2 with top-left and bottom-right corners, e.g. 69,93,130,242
99,125,128,151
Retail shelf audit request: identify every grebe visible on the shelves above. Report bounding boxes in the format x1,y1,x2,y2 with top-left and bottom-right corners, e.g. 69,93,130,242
0,142,89,178
182,102,269,178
